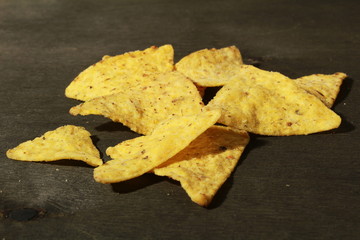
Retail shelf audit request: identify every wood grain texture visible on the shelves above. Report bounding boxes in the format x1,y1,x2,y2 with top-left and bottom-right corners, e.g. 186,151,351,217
1,0,359,239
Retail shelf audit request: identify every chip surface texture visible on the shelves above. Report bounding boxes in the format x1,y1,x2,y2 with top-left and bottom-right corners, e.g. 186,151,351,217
294,72,347,108
154,125,249,207
206,65,342,135
175,46,243,87
6,125,102,167
93,110,221,183
65,45,174,101
70,71,204,135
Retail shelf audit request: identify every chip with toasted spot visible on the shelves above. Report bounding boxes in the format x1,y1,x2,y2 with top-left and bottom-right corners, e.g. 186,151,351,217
69,71,204,135
65,45,174,101
93,110,221,184
6,125,102,167
293,72,347,108
175,46,243,87
154,125,249,207
205,65,342,136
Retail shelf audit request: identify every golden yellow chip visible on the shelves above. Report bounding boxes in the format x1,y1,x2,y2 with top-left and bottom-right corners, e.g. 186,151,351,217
6,125,102,167
65,45,174,101
70,71,204,135
206,65,341,136
177,45,344,106
175,46,243,87
154,125,249,207
93,110,221,184
293,72,347,108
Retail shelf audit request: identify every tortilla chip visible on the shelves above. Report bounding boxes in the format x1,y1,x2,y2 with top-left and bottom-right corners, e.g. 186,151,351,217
206,65,341,136
93,110,221,184
65,45,174,101
70,71,204,135
175,46,243,87
293,72,347,108
154,125,249,207
6,125,102,167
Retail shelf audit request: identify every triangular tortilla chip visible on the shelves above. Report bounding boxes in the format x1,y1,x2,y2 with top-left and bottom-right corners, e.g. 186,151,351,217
93,110,221,184
175,46,243,87
6,125,102,167
293,72,347,108
65,45,174,101
206,65,341,135
154,125,249,207
69,71,204,135
177,46,345,105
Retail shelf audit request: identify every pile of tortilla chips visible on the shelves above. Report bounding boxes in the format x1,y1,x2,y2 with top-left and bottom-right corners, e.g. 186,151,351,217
6,44,347,207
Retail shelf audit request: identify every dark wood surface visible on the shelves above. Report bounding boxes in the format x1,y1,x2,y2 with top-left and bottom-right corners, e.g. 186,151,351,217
1,0,359,239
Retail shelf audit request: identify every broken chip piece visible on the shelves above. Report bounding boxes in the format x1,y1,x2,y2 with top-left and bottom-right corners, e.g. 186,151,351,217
93,109,221,184
6,125,102,167
69,71,204,135
293,72,347,108
175,46,243,87
65,44,174,101
154,125,249,207
205,65,342,136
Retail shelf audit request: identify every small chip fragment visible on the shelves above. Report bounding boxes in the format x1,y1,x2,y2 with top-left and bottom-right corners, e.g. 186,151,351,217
205,65,342,135
293,72,347,108
154,125,249,207
175,46,243,87
65,45,174,101
70,71,204,135
6,125,102,167
93,110,221,184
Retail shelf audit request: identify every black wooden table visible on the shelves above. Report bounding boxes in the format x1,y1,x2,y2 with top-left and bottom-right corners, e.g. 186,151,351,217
1,0,359,239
